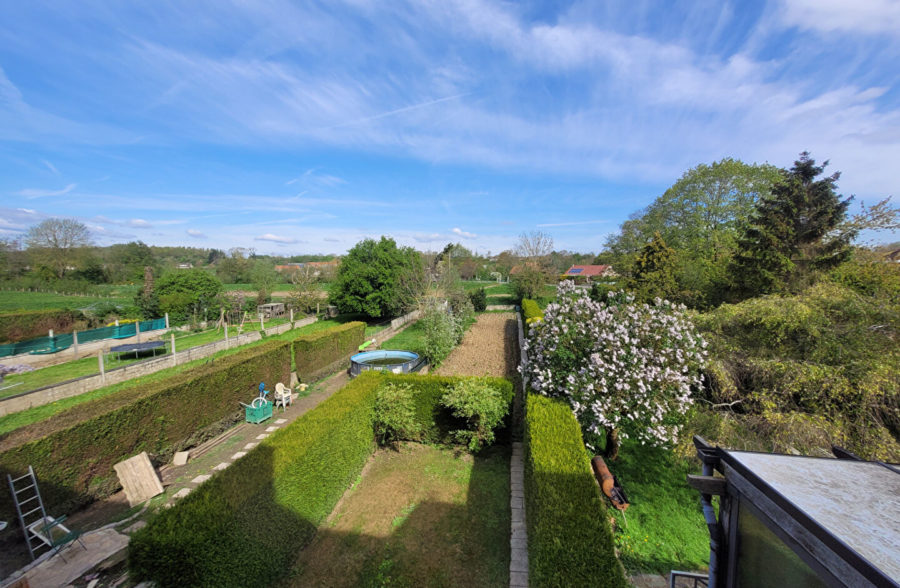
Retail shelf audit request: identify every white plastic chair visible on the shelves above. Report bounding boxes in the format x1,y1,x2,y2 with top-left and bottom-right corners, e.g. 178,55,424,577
274,382,293,411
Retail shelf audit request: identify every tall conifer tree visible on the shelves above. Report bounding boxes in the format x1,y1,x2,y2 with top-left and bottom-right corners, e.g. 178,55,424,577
732,152,853,296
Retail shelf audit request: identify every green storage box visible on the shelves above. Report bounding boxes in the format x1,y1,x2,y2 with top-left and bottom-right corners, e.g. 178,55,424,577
245,399,273,424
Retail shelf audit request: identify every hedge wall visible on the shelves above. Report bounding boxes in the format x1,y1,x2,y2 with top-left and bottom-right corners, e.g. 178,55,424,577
0,340,290,521
129,372,515,587
293,321,366,382
0,309,79,343
129,371,383,587
524,394,627,587
522,299,543,332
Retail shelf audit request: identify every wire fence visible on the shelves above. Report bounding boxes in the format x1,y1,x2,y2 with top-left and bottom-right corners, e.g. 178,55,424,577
0,318,167,358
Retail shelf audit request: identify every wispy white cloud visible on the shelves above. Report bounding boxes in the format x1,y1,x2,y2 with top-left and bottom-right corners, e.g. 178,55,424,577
186,228,207,239
452,227,477,238
255,233,298,244
16,183,77,198
41,159,59,175
778,0,900,35
129,218,152,228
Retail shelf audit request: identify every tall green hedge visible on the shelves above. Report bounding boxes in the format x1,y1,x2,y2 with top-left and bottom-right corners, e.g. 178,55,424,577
130,371,382,587
293,321,365,382
0,340,290,521
0,309,79,343
129,372,515,587
522,299,543,332
524,394,627,587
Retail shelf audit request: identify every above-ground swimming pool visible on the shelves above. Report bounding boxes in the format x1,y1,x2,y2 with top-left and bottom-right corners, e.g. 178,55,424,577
350,350,422,377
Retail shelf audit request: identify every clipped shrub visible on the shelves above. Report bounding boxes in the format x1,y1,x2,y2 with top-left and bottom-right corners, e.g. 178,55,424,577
521,298,543,330
468,287,488,311
130,371,382,588
374,382,420,445
440,377,509,451
0,340,290,521
524,394,627,587
293,321,365,382
0,309,79,343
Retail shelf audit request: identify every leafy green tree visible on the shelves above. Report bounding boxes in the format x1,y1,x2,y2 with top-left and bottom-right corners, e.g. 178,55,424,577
731,152,853,297
117,241,158,282
627,232,678,302
604,158,781,305
250,260,280,305
155,269,223,323
329,237,421,318
24,218,92,278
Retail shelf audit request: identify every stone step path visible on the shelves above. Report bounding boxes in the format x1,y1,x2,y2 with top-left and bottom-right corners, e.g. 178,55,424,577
164,417,291,505
510,442,528,587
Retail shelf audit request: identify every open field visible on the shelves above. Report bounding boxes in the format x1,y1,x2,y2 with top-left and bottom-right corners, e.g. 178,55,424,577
0,291,133,312
290,443,510,587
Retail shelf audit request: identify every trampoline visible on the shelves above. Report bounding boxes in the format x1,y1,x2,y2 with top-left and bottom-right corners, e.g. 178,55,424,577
109,340,166,359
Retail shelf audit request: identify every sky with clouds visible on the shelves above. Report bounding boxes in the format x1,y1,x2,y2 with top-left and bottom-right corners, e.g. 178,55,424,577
1,0,899,255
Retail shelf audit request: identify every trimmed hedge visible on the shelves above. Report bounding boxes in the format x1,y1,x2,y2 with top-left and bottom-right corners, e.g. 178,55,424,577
293,321,365,382
522,298,544,333
0,309,79,343
0,340,290,521
524,394,627,587
129,372,515,587
130,371,382,588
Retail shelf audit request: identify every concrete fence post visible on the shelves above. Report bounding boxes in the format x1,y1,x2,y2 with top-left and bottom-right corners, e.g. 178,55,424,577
73,331,79,356
98,351,105,384
136,321,141,343
165,313,170,329
289,308,294,325
49,329,54,338
115,319,119,326
171,333,177,367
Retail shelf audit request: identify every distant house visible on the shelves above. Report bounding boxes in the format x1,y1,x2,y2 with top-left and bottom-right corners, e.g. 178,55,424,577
562,265,613,282
176,263,193,269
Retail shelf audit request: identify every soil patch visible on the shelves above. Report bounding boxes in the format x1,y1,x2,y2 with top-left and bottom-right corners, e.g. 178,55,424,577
290,443,510,588
435,313,518,378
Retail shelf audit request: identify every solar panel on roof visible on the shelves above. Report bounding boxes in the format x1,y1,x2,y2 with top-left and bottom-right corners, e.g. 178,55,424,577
567,268,583,274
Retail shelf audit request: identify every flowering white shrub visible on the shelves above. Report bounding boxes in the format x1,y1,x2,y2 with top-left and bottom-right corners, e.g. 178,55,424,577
523,281,708,452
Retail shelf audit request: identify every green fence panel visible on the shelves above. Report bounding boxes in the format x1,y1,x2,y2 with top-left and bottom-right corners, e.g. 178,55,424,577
0,317,166,358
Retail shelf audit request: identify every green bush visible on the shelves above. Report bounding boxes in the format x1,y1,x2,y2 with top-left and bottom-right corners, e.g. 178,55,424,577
293,321,365,382
524,394,627,588
441,377,509,451
0,309,80,343
0,340,290,521
421,303,457,364
379,373,514,445
469,287,488,311
374,382,420,445
130,371,382,588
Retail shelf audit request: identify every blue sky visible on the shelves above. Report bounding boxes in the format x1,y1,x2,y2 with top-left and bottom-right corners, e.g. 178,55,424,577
2,0,899,255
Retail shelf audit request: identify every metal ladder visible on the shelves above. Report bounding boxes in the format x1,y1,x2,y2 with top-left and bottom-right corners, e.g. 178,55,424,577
6,466,51,561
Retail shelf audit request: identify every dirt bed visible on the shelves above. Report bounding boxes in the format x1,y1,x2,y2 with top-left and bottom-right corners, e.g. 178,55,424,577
435,313,518,378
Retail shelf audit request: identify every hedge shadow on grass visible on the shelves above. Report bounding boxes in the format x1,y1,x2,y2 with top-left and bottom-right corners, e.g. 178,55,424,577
288,444,511,588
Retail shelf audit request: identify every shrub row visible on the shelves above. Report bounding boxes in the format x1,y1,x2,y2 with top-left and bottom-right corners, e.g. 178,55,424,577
524,394,627,587
0,340,291,521
293,321,365,382
129,371,383,588
0,309,79,343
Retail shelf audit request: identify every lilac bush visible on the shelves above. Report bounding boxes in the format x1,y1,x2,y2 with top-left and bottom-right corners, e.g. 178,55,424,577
523,281,707,455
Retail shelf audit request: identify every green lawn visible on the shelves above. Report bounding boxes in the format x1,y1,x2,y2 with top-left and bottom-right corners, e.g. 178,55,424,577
0,291,132,312
607,442,709,575
380,319,427,356
290,443,510,587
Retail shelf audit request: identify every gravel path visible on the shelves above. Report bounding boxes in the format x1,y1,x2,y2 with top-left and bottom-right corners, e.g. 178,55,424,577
435,313,518,378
